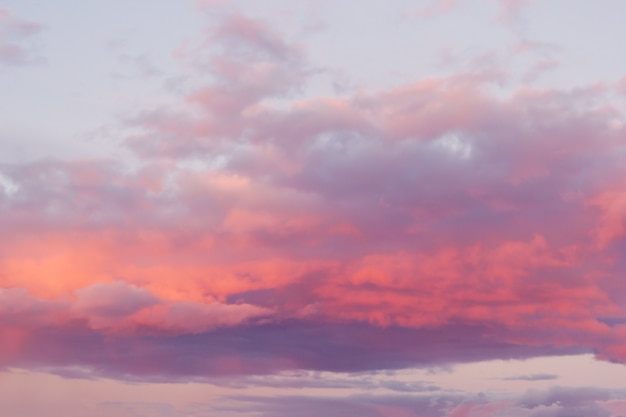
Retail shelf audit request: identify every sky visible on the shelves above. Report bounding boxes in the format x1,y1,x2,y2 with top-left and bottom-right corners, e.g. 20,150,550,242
2,0,626,416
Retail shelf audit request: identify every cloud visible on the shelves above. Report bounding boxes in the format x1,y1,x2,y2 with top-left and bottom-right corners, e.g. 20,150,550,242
129,13,308,158
515,386,620,417
410,0,536,24
503,373,559,381
412,0,462,19
0,8,43,66
73,281,159,318
195,370,440,392
497,0,535,23
1,283,271,372
2,12,626,380
3,384,625,417
0,314,587,380
204,386,626,417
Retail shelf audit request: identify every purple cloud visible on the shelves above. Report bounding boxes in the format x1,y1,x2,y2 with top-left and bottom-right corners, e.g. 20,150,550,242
503,373,559,381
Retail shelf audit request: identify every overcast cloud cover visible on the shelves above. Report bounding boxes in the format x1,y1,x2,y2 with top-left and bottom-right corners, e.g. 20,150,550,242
2,0,626,416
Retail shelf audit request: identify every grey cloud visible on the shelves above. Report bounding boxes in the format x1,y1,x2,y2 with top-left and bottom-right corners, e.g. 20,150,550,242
503,373,559,381
74,281,159,318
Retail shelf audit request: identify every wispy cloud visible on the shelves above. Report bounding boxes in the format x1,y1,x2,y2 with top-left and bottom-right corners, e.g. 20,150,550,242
0,8,43,66
503,373,559,381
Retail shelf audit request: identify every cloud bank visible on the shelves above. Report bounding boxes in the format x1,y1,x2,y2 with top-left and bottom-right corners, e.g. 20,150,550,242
1,12,626,381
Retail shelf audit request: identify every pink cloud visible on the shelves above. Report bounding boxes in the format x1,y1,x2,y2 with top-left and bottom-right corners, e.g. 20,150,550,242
412,0,462,18
410,0,536,22
497,0,535,22
0,8,43,66
2,12,626,380
132,14,308,158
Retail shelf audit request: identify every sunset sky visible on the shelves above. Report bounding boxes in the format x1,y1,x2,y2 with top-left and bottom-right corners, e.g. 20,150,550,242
2,1,626,416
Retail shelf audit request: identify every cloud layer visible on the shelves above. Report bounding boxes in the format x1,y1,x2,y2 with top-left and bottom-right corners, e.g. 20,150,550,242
1,11,626,382
0,8,42,66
